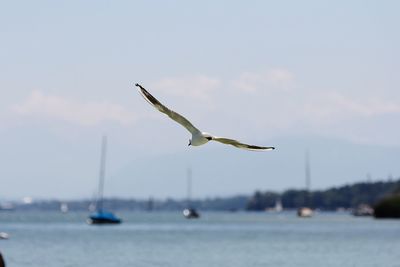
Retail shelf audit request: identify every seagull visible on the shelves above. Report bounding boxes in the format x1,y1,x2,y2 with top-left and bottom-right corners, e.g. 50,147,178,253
135,83,275,151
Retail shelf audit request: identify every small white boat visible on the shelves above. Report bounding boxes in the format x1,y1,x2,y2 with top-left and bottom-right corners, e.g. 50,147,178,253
266,199,283,212
352,204,374,216
297,207,313,218
274,199,283,212
60,203,69,213
0,232,9,240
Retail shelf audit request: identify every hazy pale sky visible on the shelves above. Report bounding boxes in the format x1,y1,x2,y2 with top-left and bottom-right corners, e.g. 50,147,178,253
1,1,399,200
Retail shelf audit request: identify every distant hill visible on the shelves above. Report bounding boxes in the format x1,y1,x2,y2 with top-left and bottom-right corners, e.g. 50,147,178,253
110,136,400,199
2,135,400,199
247,179,400,211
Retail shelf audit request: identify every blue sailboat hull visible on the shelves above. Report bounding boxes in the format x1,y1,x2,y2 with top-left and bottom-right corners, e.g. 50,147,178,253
87,211,121,224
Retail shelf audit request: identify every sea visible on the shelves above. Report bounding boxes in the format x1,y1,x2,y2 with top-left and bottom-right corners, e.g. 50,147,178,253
0,211,399,267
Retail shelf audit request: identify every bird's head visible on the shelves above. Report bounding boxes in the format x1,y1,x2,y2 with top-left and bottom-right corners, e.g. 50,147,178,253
188,139,192,146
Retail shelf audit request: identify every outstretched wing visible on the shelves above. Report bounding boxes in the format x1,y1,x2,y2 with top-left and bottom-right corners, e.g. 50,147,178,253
212,137,275,151
135,83,201,135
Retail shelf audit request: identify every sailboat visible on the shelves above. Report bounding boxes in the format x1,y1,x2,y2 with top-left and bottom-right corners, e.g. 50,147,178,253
183,168,200,219
274,198,283,212
297,150,314,218
87,136,121,225
0,232,9,240
60,202,69,213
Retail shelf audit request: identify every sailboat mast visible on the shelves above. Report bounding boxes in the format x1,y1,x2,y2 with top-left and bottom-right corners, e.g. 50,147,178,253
305,150,311,192
98,135,107,212
305,150,311,207
187,168,192,207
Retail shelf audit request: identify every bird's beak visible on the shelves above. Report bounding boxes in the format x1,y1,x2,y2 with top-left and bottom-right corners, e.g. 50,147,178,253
188,140,191,146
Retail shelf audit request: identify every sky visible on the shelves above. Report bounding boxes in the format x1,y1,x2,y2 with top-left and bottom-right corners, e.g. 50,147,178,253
1,1,399,200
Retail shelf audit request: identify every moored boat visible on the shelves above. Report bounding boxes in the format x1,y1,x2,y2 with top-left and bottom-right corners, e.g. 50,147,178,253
87,136,122,225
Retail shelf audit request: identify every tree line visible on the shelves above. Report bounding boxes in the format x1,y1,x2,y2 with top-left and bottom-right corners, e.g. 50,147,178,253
246,179,400,211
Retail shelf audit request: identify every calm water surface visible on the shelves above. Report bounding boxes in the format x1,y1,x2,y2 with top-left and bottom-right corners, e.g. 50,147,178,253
0,211,399,267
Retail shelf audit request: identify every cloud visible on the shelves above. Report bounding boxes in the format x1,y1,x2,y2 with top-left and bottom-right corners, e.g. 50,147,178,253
151,74,221,100
302,92,400,124
11,91,136,126
144,70,400,140
228,69,400,126
330,93,400,116
232,68,294,93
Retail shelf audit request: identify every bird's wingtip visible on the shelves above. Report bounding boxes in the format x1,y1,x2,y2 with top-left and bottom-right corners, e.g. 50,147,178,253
263,146,275,151
135,83,140,87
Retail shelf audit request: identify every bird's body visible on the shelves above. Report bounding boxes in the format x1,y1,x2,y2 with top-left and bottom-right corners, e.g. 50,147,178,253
190,132,213,146
135,83,275,151
191,132,209,146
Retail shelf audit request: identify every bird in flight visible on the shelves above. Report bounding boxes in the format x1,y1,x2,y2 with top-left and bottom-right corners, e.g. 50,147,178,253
135,83,275,151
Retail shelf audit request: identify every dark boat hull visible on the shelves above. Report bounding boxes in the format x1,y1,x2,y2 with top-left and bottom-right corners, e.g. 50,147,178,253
183,208,200,219
87,211,122,224
87,218,121,224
